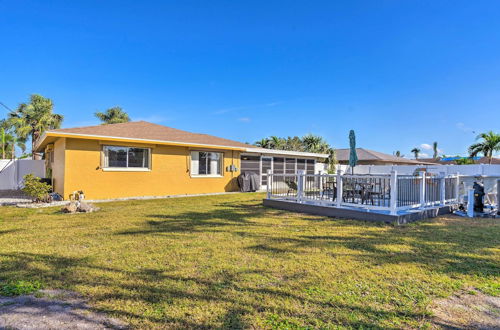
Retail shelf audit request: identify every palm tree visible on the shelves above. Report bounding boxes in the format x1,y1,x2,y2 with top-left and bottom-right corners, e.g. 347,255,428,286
284,136,304,151
302,134,330,153
1,129,26,159
468,131,500,164
432,141,439,159
394,150,404,158
411,147,421,159
95,106,130,124
8,94,63,159
269,136,285,150
254,138,271,149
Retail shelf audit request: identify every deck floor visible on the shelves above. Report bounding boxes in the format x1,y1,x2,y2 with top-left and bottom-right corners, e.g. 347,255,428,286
263,198,456,224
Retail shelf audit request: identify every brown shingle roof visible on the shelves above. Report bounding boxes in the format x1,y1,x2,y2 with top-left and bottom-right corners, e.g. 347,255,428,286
335,148,435,165
40,121,252,149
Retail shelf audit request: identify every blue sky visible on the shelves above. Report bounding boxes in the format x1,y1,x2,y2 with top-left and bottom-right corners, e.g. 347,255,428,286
1,1,499,158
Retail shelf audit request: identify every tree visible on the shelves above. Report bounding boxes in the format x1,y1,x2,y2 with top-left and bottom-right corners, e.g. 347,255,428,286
94,106,130,125
255,138,271,149
411,147,421,159
468,131,500,164
432,141,439,159
253,133,337,173
326,148,337,173
269,136,285,150
8,94,63,159
394,150,404,158
1,120,27,159
302,134,330,153
1,131,26,159
283,136,304,151
455,157,475,165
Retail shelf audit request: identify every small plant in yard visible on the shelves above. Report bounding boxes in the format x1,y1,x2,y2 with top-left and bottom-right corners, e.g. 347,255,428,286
0,280,42,296
21,174,51,202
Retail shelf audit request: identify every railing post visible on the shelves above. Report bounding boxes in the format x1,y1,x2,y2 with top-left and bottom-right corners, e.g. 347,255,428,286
297,170,305,203
419,171,426,209
467,188,474,217
497,179,500,216
390,170,398,215
336,169,343,208
318,170,324,196
440,172,446,206
266,169,272,199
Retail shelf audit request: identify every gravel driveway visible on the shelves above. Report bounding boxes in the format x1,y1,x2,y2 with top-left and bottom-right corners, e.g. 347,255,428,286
0,290,127,329
0,190,32,206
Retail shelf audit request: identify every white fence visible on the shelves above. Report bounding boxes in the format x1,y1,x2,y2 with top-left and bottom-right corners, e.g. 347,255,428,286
338,164,500,201
340,164,500,176
267,170,459,215
0,159,45,190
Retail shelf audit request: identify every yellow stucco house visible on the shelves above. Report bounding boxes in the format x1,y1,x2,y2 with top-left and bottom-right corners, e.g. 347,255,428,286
35,121,328,200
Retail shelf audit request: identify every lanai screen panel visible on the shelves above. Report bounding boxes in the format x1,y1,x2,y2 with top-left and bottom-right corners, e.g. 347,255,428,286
261,158,272,186
285,158,296,174
241,155,261,176
306,159,315,174
273,157,284,174
297,159,306,172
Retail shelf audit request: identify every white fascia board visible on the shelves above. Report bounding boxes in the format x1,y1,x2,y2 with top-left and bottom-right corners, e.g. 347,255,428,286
244,147,328,159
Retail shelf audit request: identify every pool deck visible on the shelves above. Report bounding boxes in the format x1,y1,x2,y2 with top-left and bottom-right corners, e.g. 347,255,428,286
263,198,457,224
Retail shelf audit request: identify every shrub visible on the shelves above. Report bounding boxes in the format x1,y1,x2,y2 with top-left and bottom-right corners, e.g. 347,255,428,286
0,280,42,296
22,174,51,202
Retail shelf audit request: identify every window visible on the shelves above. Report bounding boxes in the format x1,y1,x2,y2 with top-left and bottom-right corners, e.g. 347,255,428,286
103,146,150,170
191,151,222,176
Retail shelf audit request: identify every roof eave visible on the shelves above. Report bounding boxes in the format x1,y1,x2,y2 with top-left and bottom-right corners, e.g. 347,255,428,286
35,131,248,151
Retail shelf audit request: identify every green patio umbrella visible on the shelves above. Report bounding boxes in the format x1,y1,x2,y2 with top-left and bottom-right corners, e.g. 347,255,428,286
349,130,358,174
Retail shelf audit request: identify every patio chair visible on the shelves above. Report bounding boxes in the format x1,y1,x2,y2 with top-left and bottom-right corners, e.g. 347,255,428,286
361,184,383,205
285,180,298,196
343,182,363,203
322,181,336,201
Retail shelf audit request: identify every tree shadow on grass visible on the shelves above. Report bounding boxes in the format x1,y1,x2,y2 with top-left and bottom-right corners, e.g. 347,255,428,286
0,251,432,328
116,200,499,279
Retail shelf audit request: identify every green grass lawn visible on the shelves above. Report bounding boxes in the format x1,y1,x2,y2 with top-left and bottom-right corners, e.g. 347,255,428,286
0,193,499,329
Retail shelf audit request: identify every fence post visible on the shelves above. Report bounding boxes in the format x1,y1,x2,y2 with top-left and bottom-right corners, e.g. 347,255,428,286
467,188,474,217
440,172,446,206
297,170,305,203
318,170,324,196
419,171,426,209
390,170,397,215
336,169,343,208
266,169,272,199
497,179,500,216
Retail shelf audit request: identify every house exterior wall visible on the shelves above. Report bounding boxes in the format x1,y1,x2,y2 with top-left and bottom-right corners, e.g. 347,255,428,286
55,138,241,200
52,138,66,195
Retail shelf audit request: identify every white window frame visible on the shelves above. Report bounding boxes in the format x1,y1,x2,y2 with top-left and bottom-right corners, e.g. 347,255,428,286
190,151,224,178
102,145,151,172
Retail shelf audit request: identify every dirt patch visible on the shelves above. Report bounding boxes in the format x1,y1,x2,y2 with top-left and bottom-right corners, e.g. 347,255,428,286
0,289,127,329
431,288,500,329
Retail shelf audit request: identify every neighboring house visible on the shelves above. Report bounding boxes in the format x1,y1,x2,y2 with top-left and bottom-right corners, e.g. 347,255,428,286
35,121,327,200
335,148,436,165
